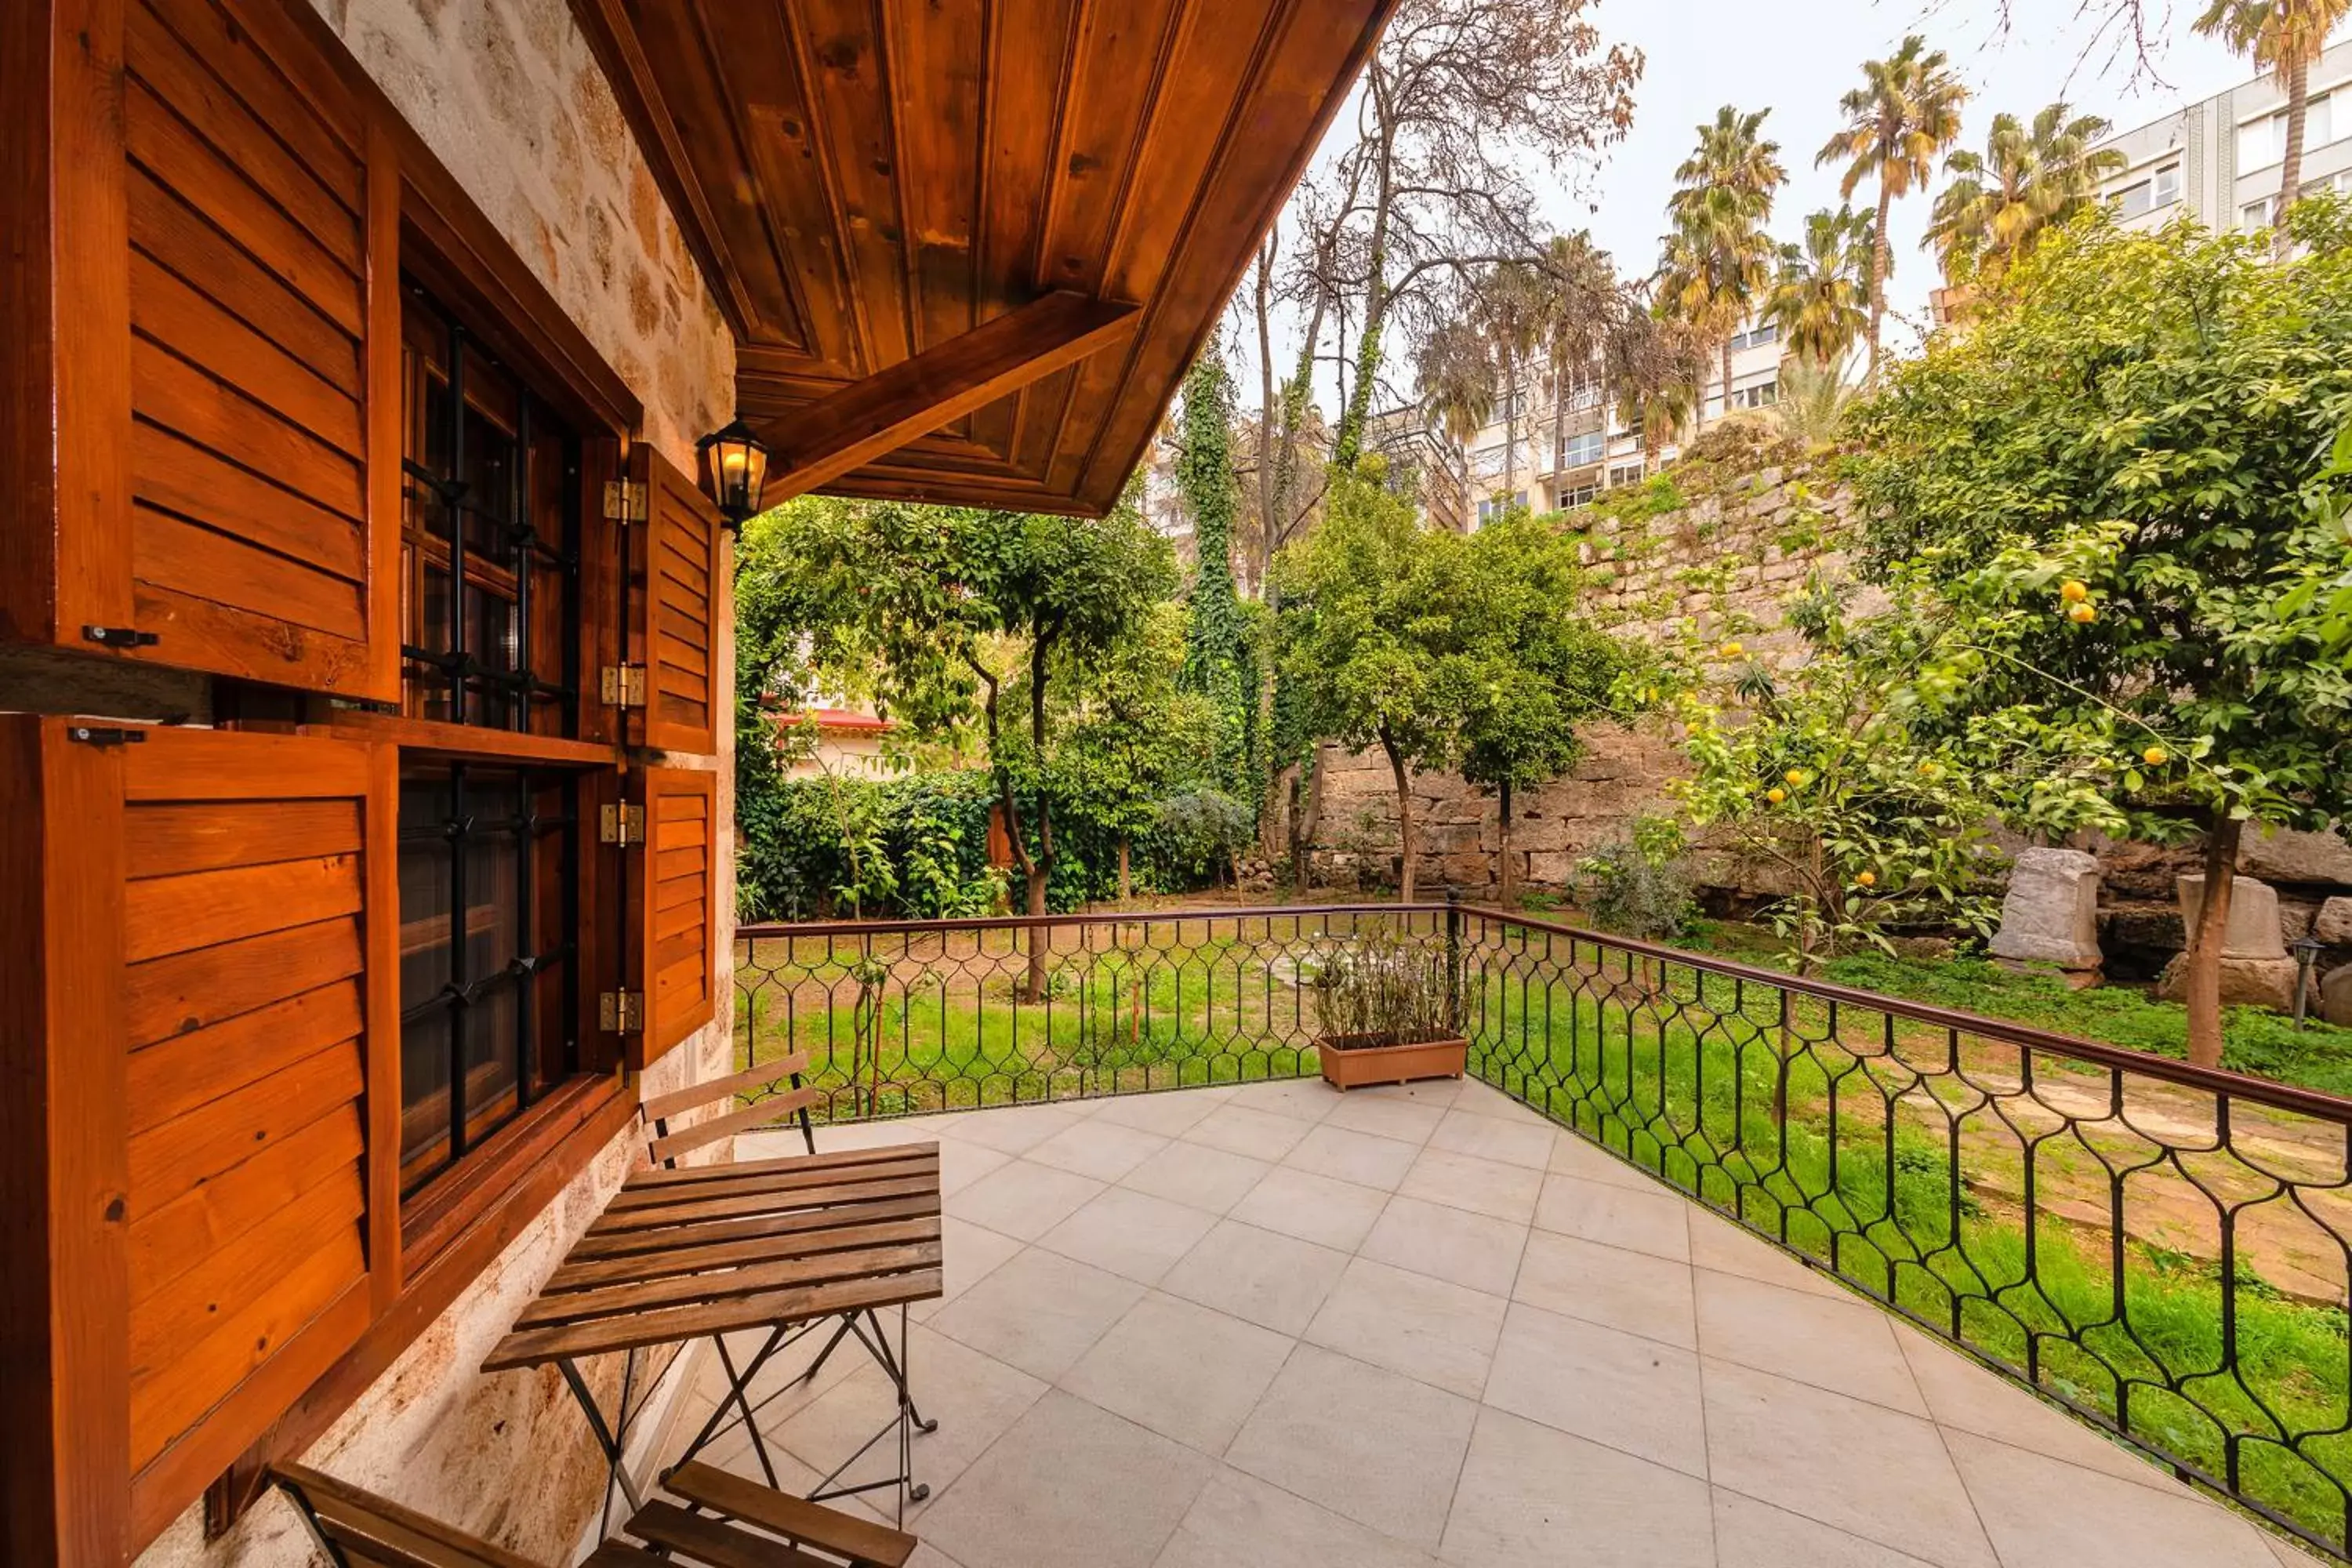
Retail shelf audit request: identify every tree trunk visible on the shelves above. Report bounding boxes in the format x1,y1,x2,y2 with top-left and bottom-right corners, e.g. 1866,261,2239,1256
1719,336,1734,423
1020,633,1056,1002
2184,814,2243,1070
1497,778,1515,906
1549,354,1568,508
1867,183,1892,383
1383,730,1416,903
1500,360,1517,513
1254,234,1278,595
1288,764,1309,897
2278,57,2310,260
1118,836,1131,903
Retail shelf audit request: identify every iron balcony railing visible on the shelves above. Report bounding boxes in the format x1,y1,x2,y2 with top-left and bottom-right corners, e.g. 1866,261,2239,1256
734,900,2352,1561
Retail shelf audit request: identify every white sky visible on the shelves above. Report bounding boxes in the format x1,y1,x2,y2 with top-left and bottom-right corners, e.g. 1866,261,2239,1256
1236,0,2254,416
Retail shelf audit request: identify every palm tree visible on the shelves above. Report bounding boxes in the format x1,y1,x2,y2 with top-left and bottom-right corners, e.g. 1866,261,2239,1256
1414,314,1496,452
1472,261,1548,503
2197,1,2352,256
1774,357,1857,448
1925,103,2124,286
1817,36,1968,380
1767,207,1875,368
1664,107,1788,418
1530,233,1624,492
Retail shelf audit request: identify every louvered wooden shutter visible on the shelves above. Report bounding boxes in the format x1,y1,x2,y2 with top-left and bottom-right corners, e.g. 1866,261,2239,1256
5,0,401,699
634,448,725,755
630,764,719,1068
0,719,401,1548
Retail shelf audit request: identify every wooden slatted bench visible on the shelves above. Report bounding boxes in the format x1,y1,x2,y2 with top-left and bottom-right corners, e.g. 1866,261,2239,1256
270,1458,916,1568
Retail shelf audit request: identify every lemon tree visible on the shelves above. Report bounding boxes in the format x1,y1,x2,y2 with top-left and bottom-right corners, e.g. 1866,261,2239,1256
1849,200,2352,1065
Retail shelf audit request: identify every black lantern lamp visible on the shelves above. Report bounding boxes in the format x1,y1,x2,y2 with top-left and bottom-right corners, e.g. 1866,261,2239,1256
696,418,771,531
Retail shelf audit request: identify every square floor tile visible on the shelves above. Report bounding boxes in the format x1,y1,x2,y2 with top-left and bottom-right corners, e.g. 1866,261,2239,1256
927,1247,1143,1380
1303,1257,1506,1399
1944,1428,2275,1568
1185,1103,1315,1160
1712,1487,1940,1567
1695,1269,1926,1415
1284,1123,1421,1189
1895,1330,2173,1492
1687,1209,1847,1298
909,1217,1025,1323
1230,1166,1392,1250
1028,1119,1172,1181
1155,1468,1441,1568
1359,1194,1529,1298
1532,1174,1690,1260
945,1103,1087,1155
773,1325,1045,1516
1704,1357,1996,1568
1060,1292,1294,1454
1428,1107,1555,1170
1118,1139,1271,1215
1160,1219,1352,1335
1511,1229,1697,1351
917,1390,1213,1568
1323,1092,1449,1144
1091,1091,1224,1138
1545,1132,1664,1192
1038,1187,1218,1285
1439,1406,1714,1568
1225,1343,1476,1549
937,1138,1016,1197
947,1160,1105,1242
1450,1082,1552,1125
1399,1147,1545,1224
1483,1301,1708,1477
1221,1077,1341,1121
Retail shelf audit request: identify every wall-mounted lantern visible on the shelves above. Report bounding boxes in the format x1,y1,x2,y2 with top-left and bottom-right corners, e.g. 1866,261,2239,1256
696,418,771,532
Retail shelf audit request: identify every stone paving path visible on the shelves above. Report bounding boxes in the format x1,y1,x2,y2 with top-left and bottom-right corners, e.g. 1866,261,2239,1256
655,1077,2327,1568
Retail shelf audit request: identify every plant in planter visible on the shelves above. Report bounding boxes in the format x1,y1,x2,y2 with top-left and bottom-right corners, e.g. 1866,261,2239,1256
1310,921,1469,1090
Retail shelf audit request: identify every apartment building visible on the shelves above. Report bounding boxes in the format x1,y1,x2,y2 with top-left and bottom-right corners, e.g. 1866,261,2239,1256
2095,36,2352,237
1459,321,1792,523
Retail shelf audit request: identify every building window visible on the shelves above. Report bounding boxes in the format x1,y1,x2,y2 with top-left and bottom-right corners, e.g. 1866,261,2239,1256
397,762,579,1195
1560,429,1606,468
1730,379,1780,410
1608,461,1646,487
2241,96,2333,171
1476,491,1529,524
1559,483,1599,509
401,282,583,734
2155,162,2182,206
2245,196,2278,230
1728,322,1780,352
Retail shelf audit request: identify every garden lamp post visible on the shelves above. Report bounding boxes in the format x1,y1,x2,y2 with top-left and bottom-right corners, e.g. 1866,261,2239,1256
2292,934,2325,1029
696,418,771,532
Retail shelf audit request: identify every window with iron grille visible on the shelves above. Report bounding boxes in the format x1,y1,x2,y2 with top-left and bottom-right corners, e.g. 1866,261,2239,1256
400,281,583,734
397,763,579,1195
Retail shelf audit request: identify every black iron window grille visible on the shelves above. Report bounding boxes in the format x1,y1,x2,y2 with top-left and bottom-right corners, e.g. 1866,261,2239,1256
400,280,582,734
397,762,579,1195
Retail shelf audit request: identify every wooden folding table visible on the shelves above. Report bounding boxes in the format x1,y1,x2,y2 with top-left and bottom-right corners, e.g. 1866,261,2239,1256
482,1142,945,1527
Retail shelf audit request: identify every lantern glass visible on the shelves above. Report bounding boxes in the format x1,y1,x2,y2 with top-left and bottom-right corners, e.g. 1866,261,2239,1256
696,419,769,525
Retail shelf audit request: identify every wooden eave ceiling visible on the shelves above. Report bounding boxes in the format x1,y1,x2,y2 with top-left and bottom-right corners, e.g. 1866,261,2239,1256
571,0,1396,517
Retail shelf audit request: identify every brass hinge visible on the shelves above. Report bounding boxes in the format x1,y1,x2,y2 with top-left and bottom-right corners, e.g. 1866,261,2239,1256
599,990,644,1032
601,663,646,707
599,802,645,846
603,478,648,522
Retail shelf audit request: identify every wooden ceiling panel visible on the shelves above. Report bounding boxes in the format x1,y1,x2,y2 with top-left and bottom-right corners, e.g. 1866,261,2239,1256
573,0,1395,515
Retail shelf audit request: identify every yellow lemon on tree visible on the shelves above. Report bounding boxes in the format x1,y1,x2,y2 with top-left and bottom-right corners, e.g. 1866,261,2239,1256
1855,869,1878,888
2060,579,2089,603
1766,786,1787,804
2067,601,2097,624
1784,768,1808,786
2143,746,2169,767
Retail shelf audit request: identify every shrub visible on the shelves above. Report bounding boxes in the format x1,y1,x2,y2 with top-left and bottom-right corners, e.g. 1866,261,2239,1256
1576,815,1697,941
1309,921,1464,1044
1147,788,1254,885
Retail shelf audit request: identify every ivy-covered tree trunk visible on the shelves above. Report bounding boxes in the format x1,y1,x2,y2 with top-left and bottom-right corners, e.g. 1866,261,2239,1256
2183,814,2243,1069
1497,778,1515,906
1867,181,1893,383
1381,726,1417,904
1118,837,1132,903
1019,633,1057,1001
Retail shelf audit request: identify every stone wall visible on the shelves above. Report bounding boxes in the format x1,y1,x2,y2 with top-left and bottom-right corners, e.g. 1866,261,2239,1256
132,3,742,1564
1308,453,1858,898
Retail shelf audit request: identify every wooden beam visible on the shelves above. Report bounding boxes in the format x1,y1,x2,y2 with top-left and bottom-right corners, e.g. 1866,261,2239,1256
753,291,1138,506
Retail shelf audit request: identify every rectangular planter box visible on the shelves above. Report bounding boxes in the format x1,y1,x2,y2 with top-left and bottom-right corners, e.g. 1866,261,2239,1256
1317,1032,1468,1091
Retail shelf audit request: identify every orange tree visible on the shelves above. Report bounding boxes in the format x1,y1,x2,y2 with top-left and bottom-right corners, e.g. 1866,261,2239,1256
1847,203,2352,1065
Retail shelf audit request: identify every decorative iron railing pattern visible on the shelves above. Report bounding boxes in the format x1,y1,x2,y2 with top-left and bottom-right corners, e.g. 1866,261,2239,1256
734,902,2352,1560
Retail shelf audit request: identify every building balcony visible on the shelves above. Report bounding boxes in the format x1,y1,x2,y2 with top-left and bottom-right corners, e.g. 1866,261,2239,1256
677,906,2348,1567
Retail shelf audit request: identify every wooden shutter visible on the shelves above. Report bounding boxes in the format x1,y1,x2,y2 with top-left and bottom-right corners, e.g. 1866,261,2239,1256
635,448,725,755
5,0,401,699
630,764,719,1068
0,719,401,1548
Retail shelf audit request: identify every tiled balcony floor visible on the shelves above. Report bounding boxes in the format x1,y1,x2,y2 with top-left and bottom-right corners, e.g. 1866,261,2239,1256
661,1077,2322,1568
